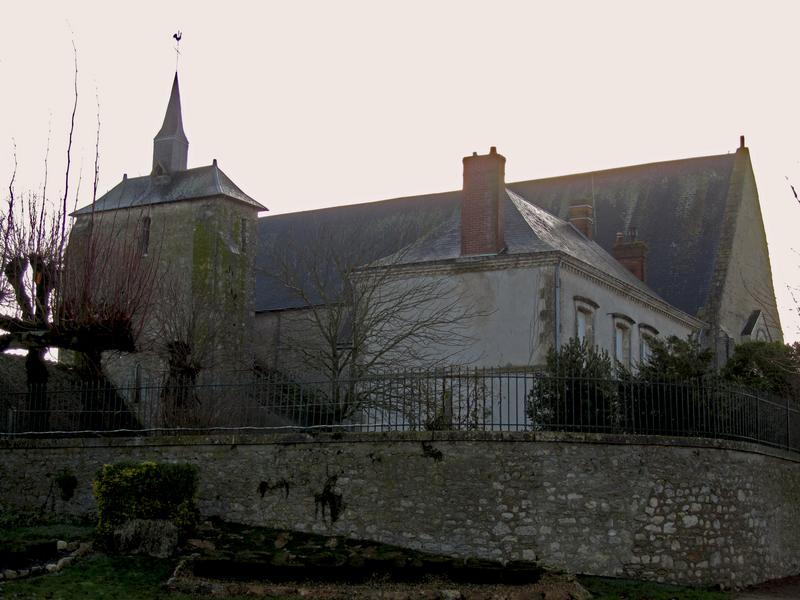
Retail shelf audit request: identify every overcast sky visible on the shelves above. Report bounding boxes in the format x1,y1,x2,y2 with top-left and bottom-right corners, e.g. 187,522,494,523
2,1,800,341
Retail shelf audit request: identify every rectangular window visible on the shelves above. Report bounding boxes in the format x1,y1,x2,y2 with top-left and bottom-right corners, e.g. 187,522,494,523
614,323,631,366
638,325,658,365
575,302,596,347
640,335,653,362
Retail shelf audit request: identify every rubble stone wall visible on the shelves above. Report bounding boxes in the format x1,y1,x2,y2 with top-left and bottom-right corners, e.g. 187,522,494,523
2,431,799,587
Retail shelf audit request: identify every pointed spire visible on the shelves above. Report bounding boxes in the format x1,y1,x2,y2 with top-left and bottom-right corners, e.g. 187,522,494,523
152,72,189,174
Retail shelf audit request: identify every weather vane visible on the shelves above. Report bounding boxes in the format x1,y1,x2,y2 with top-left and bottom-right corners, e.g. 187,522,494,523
173,30,182,70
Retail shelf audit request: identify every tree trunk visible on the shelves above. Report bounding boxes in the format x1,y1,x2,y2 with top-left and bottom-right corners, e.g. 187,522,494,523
25,349,49,432
78,349,106,431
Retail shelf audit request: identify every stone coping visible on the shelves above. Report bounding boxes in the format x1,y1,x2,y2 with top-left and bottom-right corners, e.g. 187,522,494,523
2,430,798,463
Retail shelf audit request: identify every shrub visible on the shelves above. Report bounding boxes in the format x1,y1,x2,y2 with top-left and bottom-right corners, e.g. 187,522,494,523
529,338,620,431
93,462,199,539
722,341,800,399
637,335,713,380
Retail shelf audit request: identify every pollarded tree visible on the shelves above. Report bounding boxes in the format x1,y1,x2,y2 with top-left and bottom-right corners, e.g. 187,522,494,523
1,50,159,430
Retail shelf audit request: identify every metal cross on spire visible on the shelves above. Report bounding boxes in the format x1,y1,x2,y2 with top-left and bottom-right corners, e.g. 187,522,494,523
173,30,182,71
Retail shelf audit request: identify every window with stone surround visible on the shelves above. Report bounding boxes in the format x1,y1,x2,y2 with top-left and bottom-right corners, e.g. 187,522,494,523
612,313,635,367
639,324,659,363
574,296,598,347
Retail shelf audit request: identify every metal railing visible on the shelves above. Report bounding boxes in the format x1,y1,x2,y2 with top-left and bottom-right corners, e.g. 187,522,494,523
2,368,799,452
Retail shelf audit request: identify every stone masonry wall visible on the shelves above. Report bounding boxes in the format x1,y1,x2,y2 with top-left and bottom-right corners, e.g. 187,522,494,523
2,431,799,587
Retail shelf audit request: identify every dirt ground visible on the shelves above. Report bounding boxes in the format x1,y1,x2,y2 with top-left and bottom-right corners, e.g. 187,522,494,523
735,575,800,599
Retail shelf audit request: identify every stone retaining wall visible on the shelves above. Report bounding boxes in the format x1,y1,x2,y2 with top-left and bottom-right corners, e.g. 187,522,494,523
2,431,799,586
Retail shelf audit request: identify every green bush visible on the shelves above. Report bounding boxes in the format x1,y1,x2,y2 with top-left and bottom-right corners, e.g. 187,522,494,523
529,338,621,431
93,462,199,538
722,341,800,398
637,335,713,380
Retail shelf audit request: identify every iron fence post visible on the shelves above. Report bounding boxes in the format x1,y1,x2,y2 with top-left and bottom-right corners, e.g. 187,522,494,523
756,395,760,444
787,395,791,450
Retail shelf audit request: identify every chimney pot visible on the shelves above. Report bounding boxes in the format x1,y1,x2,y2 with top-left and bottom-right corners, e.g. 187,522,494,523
739,135,745,149
490,146,497,155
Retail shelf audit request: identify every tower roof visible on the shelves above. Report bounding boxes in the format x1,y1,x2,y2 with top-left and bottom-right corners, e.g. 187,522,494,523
152,72,189,174
71,161,265,216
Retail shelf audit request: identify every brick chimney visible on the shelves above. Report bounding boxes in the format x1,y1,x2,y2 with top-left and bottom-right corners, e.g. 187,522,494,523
612,229,648,281
461,146,506,256
568,201,593,239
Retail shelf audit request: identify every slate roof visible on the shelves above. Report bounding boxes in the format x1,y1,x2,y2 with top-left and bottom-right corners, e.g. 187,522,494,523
383,189,658,295
508,153,736,317
71,162,266,216
155,73,188,146
255,191,459,311
256,153,736,315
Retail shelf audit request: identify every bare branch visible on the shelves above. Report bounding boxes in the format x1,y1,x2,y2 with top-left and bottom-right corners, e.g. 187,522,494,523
59,40,78,261
260,214,488,418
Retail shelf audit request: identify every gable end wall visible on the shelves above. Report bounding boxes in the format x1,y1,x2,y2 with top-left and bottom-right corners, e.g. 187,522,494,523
706,149,782,362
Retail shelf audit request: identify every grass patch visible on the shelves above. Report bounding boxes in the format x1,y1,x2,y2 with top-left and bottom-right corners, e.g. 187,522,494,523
0,524,94,549
0,553,297,600
0,554,175,599
579,575,732,600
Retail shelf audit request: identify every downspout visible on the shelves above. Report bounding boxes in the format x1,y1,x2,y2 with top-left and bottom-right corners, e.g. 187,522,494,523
554,257,561,350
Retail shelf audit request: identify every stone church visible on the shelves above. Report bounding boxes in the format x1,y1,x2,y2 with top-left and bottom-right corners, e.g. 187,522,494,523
70,74,782,382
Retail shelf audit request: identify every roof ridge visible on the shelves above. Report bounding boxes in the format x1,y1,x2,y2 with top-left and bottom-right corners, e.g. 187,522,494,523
261,189,461,219
261,153,734,219
510,152,734,187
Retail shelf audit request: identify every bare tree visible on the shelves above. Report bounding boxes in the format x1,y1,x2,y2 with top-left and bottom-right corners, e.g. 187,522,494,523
0,48,159,430
261,215,486,423
141,274,231,425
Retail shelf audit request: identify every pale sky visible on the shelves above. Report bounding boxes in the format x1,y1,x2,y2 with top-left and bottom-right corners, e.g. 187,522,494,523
2,1,800,341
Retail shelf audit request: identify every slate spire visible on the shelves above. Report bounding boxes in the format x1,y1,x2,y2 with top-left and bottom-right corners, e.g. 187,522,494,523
152,72,189,174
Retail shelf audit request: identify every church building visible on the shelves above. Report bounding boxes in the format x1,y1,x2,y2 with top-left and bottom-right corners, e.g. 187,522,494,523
69,73,781,385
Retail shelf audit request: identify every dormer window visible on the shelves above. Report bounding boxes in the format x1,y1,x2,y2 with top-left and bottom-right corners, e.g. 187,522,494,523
741,309,771,343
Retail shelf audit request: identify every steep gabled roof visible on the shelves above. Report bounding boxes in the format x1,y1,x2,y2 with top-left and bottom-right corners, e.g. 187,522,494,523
509,153,736,316
71,162,265,216
256,153,736,315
